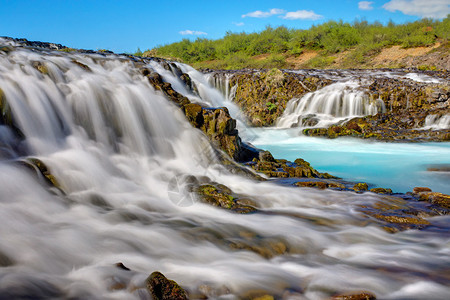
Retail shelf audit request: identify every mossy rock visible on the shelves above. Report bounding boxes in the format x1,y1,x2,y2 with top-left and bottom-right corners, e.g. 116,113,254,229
370,188,392,194
294,181,328,189
32,61,49,75
146,271,187,300
418,192,450,209
332,291,376,300
183,103,204,128
196,184,257,213
20,158,63,193
353,183,368,192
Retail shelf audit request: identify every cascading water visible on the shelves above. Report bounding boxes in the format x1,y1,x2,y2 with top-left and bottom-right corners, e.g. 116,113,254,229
0,39,449,300
276,81,385,129
421,114,450,130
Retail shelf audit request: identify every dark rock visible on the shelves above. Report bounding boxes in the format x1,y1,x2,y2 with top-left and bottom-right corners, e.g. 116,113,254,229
0,250,13,267
146,271,188,300
115,262,130,271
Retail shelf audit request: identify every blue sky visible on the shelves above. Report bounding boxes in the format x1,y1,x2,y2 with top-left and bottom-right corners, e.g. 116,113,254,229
1,0,448,53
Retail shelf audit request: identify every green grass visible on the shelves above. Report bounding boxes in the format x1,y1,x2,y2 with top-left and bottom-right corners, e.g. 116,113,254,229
144,15,449,69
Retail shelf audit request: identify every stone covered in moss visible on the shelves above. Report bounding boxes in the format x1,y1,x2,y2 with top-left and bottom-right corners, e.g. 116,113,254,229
370,187,392,194
353,183,368,192
221,69,332,126
418,192,450,209
332,291,376,300
146,271,187,300
195,183,257,213
19,158,63,193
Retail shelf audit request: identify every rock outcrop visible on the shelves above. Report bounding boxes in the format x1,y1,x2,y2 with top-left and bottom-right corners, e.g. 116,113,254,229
208,69,332,126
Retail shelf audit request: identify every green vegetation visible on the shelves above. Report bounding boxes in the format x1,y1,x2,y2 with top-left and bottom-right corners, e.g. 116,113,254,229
145,16,449,69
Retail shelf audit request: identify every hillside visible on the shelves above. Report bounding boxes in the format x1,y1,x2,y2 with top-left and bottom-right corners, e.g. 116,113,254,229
146,17,450,70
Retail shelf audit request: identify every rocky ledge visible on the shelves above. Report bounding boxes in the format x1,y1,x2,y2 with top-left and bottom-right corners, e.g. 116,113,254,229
205,68,450,142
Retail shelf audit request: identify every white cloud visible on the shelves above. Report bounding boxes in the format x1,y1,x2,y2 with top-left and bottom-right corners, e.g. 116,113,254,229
233,22,245,26
242,8,285,18
281,10,323,20
358,1,374,10
179,30,207,36
383,0,450,18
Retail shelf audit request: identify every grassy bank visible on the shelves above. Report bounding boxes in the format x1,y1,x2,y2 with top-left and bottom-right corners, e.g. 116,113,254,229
143,17,449,70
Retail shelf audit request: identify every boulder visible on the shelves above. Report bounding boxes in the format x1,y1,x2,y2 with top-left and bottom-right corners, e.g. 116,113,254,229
370,188,392,194
412,187,432,194
195,183,257,213
146,272,188,300
353,183,368,192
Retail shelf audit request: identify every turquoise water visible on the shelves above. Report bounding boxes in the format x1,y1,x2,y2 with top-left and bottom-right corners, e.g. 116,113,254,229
251,128,450,194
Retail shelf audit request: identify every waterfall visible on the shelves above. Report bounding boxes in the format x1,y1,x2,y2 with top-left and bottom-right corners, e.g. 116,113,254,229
276,81,386,129
0,38,449,299
421,114,450,130
206,72,238,103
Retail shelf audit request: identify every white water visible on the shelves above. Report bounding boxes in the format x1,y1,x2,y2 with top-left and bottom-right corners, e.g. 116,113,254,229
1,40,450,299
421,114,450,130
276,81,385,129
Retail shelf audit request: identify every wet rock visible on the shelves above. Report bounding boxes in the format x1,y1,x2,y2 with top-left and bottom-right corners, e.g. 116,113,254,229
358,195,434,232
370,188,392,194
144,70,190,108
247,153,332,179
259,150,276,162
195,183,257,213
353,183,368,192
19,158,63,193
183,103,203,128
331,291,376,300
220,69,332,126
200,107,241,160
0,250,13,267
295,181,328,189
115,262,131,271
413,187,432,194
294,180,346,190
32,61,48,75
71,60,91,72
146,271,187,300
418,192,450,209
